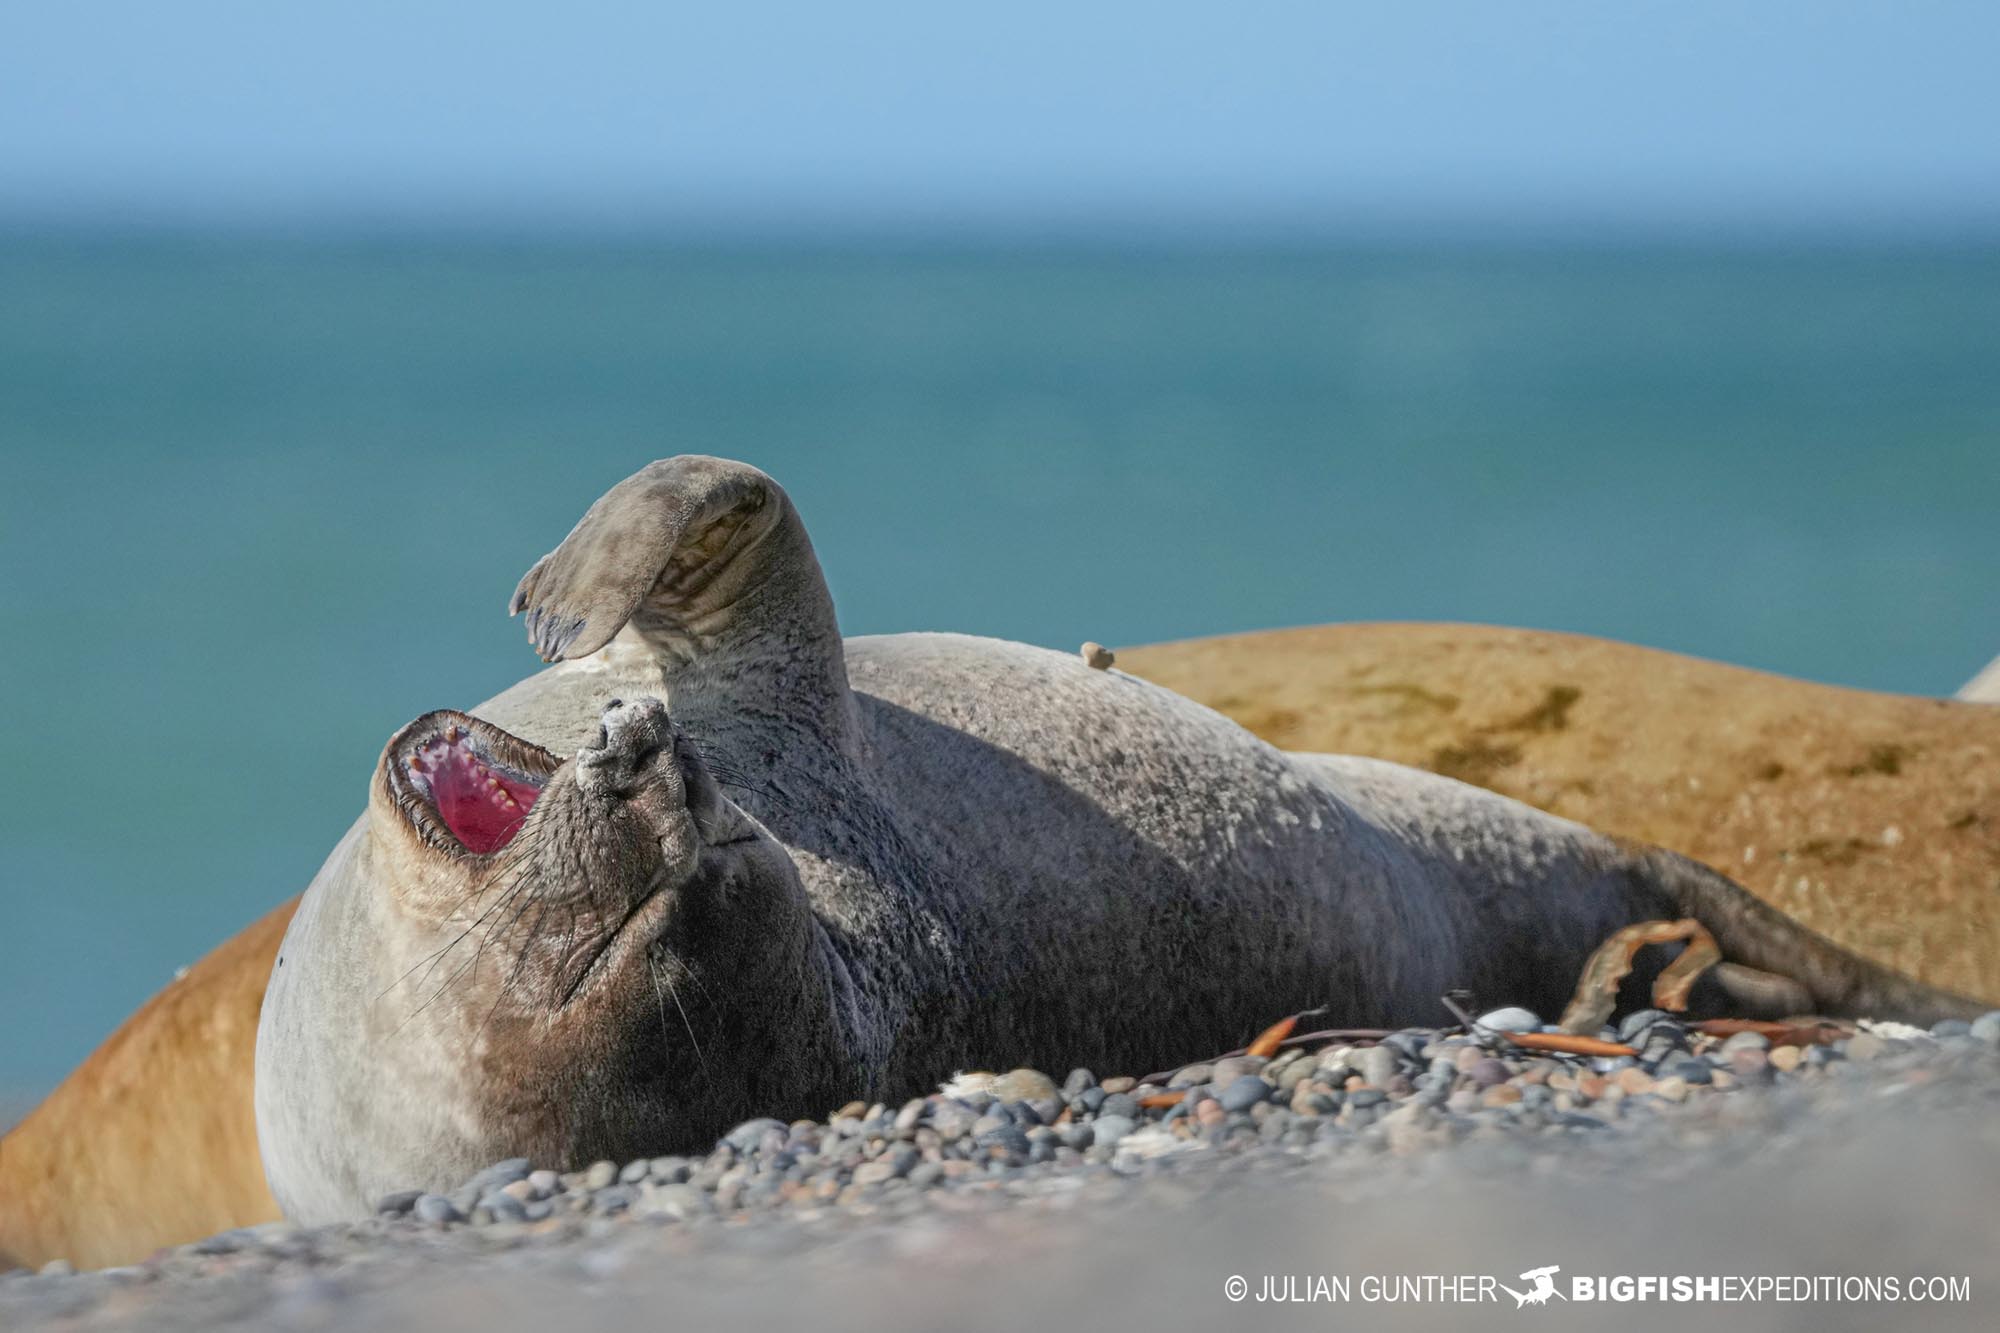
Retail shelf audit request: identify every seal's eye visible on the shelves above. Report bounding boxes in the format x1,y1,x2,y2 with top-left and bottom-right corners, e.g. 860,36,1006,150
406,730,544,854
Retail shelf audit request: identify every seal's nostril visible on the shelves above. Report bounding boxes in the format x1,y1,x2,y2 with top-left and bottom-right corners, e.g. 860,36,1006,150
606,698,624,711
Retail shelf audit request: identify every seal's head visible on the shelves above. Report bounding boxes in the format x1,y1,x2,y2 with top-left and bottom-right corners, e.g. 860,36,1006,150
373,696,765,1010
258,697,845,1222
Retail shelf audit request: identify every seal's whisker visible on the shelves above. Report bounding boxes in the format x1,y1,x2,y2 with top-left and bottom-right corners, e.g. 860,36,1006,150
647,949,709,1082
385,864,540,1006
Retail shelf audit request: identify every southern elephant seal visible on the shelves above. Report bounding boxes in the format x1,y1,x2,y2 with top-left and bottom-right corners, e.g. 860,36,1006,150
1121,624,2000,1001
254,456,1981,1224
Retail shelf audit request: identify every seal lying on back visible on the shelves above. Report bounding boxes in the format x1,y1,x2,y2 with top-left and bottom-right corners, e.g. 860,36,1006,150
256,456,1979,1223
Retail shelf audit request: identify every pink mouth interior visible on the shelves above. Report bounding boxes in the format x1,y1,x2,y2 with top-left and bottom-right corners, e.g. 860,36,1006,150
408,732,544,854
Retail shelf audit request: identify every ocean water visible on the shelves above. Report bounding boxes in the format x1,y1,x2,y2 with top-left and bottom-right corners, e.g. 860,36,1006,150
1,235,1996,1097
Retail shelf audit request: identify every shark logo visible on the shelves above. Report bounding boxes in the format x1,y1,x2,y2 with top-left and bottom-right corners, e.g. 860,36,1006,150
1498,1264,1567,1308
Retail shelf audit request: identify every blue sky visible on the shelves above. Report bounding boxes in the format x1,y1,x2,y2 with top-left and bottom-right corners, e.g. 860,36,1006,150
3,1,1998,233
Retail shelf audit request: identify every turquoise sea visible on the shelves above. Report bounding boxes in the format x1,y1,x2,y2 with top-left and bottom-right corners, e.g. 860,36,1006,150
2,235,1997,1099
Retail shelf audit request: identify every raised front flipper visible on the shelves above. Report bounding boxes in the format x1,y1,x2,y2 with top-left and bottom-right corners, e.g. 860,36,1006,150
511,456,856,756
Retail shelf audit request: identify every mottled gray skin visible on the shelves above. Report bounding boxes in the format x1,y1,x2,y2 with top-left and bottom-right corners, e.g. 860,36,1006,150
256,456,1979,1225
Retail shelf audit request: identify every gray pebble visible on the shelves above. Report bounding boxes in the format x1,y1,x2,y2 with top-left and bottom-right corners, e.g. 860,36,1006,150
1217,1075,1274,1113
1099,1092,1139,1120
374,1189,423,1216
976,1125,1031,1158
639,1183,714,1221
1719,1031,1771,1057
1355,1046,1398,1087
1617,1009,1671,1042
1969,1012,2000,1044
723,1118,788,1154
1476,1007,1541,1034
851,1161,897,1187
1211,1055,1268,1085
462,1157,532,1194
593,1185,639,1214
481,1192,528,1223
930,1103,977,1139
582,1160,618,1191
1091,1114,1137,1149
413,1194,461,1226
1845,1033,1886,1062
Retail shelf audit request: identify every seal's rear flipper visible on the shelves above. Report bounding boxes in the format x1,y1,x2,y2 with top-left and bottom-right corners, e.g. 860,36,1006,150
510,456,858,757
511,456,799,663
1704,961,1815,1019
1637,848,1987,1025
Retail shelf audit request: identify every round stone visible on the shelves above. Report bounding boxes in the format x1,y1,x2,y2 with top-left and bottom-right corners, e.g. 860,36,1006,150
1673,1059,1714,1085
1091,1114,1137,1149
989,1069,1059,1103
1718,1031,1771,1057
413,1194,461,1226
851,1161,897,1187
1355,1046,1398,1088
1216,1076,1274,1113
1475,1007,1541,1034
723,1118,788,1154
1210,1056,1269,1086
1617,1009,1671,1042
1729,1048,1772,1081
1615,1067,1655,1096
1844,1033,1886,1062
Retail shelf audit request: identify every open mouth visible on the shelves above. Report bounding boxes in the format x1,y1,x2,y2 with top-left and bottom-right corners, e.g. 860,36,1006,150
390,713,556,854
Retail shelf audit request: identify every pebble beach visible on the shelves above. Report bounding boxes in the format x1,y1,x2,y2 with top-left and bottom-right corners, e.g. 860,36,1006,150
7,1007,1996,1332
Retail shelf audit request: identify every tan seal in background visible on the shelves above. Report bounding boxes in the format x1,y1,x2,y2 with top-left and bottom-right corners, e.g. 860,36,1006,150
0,900,292,1270
1122,622,2000,1002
